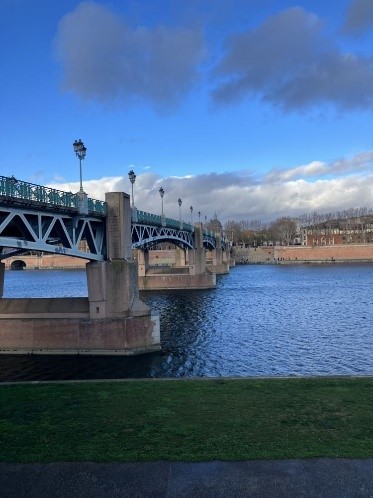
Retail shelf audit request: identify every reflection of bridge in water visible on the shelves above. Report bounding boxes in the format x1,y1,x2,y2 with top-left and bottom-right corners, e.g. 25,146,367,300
0,176,232,355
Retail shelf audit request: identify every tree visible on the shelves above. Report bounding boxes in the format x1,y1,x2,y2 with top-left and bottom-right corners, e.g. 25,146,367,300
270,217,298,245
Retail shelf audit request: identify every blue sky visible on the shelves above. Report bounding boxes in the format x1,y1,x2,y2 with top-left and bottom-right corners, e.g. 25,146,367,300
1,0,373,222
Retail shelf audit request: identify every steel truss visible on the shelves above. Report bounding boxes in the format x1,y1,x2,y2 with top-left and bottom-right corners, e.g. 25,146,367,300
131,222,224,251
203,234,217,250
0,205,106,261
131,223,195,249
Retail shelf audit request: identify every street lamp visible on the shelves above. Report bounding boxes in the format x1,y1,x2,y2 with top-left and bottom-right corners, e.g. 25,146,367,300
190,206,193,224
159,187,165,216
73,139,87,192
178,198,182,221
128,170,136,208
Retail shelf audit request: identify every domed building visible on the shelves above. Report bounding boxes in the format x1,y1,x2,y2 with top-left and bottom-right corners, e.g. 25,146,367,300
206,213,223,233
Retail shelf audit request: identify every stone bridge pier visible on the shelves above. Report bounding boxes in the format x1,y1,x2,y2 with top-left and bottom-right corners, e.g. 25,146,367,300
137,248,150,277
208,231,229,274
0,262,5,298
174,247,186,267
86,193,153,320
188,222,206,276
84,192,160,353
138,222,216,290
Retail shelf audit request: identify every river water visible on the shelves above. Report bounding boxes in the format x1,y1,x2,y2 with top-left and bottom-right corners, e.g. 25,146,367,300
0,264,372,381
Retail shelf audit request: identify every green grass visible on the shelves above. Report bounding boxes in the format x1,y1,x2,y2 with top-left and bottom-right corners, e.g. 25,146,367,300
0,377,372,462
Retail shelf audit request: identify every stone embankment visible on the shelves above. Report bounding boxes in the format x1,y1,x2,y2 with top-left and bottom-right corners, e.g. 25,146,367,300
235,247,274,264
4,254,87,270
234,244,373,264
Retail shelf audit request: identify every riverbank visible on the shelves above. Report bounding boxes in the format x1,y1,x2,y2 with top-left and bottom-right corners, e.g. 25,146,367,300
234,243,373,264
0,377,372,463
4,245,373,270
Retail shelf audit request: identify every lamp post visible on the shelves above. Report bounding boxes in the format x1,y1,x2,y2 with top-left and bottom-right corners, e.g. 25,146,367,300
190,206,193,224
159,187,165,216
178,198,182,221
73,139,87,192
128,170,136,208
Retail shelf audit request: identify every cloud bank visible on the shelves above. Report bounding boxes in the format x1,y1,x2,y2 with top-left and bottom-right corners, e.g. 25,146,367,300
48,151,373,223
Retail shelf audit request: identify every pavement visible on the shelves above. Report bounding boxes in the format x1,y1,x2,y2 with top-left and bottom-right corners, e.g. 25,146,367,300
1,459,373,497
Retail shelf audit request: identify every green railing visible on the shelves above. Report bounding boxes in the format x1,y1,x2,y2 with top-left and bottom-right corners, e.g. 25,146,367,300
0,176,106,215
136,209,195,232
134,209,221,240
87,198,107,215
136,209,162,225
203,229,215,238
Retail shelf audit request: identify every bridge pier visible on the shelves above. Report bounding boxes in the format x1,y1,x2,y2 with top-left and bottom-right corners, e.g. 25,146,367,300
0,192,160,355
174,248,186,267
86,260,151,318
87,194,156,321
0,262,4,298
136,249,150,277
188,223,206,275
208,231,229,274
138,222,216,290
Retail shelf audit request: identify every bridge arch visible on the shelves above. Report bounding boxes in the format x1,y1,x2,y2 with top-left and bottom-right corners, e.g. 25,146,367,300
10,259,26,270
203,239,216,250
133,235,194,250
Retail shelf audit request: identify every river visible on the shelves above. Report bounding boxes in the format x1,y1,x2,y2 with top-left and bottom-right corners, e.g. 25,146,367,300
0,264,372,381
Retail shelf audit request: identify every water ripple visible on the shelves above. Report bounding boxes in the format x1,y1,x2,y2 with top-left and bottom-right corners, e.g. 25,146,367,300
0,264,372,380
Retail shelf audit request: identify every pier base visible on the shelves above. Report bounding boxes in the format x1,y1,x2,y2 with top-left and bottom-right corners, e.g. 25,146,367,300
207,263,229,274
0,298,160,355
138,272,216,290
206,235,230,274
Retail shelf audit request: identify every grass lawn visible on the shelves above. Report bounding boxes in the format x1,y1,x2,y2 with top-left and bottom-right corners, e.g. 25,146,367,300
0,377,372,463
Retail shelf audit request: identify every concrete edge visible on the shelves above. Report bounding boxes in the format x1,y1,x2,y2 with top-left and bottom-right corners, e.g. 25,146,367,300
0,374,371,386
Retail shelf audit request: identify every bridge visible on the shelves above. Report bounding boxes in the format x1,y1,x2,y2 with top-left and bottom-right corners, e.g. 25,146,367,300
0,176,231,355
0,176,227,260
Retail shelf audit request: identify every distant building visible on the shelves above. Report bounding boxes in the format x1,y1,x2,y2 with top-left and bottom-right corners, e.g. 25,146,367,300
301,216,373,246
207,213,223,233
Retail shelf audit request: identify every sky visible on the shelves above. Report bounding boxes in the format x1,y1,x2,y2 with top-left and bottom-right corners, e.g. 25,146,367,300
1,0,373,223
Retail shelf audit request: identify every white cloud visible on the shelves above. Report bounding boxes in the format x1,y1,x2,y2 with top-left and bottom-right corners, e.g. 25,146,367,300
48,152,373,223
264,151,373,183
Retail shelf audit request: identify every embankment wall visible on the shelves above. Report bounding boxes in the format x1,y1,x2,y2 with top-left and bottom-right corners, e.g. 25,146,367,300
4,255,88,269
234,244,373,264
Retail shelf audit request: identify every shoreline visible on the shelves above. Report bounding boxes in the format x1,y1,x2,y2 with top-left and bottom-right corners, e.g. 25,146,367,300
1,373,373,386
236,259,373,265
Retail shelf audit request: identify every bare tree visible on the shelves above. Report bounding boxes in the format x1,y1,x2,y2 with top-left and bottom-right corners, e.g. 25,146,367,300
270,217,298,245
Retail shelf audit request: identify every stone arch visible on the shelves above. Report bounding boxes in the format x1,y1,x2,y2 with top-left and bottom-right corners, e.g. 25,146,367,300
10,259,26,270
